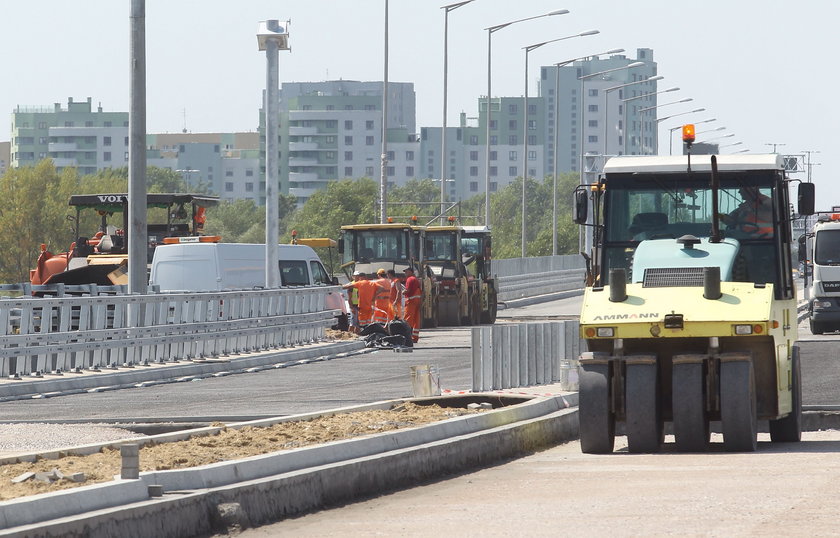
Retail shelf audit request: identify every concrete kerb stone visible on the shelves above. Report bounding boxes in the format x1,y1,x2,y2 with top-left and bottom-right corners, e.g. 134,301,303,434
0,393,569,531
0,340,366,400
0,402,579,537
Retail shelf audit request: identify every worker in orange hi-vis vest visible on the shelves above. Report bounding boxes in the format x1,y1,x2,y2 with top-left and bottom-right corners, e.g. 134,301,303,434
342,274,377,327
372,268,392,324
402,266,421,343
387,268,404,320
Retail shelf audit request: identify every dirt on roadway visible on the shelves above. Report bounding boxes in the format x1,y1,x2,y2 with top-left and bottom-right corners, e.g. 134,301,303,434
0,402,485,501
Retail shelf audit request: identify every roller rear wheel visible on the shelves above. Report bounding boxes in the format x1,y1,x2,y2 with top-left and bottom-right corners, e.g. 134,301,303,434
720,354,757,452
579,355,615,454
769,346,802,442
671,357,710,452
624,356,663,453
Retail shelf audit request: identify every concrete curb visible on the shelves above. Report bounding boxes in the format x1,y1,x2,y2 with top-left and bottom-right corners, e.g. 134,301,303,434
0,340,367,401
0,393,575,534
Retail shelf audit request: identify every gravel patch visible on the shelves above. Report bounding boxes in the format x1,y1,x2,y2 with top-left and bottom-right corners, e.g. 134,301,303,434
0,423,139,455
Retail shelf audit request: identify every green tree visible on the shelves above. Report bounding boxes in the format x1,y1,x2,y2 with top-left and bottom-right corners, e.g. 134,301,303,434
284,178,378,242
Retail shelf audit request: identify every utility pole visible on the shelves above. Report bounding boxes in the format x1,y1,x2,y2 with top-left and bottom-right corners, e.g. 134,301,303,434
128,0,147,294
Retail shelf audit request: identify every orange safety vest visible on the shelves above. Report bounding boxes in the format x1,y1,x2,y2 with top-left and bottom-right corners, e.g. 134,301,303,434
403,274,421,342
737,198,773,237
373,277,391,324
348,280,377,326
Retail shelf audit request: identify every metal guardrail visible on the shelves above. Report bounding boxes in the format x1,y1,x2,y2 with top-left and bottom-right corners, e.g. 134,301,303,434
471,321,581,392
0,287,338,378
494,254,586,303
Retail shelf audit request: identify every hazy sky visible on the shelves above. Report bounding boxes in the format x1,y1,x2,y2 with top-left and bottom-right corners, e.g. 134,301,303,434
2,1,837,203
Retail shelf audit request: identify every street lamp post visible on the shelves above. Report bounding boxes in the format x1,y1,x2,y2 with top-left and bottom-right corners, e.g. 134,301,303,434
485,9,569,230
550,48,624,255
257,19,291,289
440,1,475,224
638,98,693,155
380,0,389,224
618,85,678,156
668,118,716,155
720,141,743,151
521,30,598,257
128,0,147,294
602,75,663,158
696,133,735,145
578,61,644,254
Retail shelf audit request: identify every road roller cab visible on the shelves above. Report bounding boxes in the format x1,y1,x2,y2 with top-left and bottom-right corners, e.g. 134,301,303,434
575,145,815,453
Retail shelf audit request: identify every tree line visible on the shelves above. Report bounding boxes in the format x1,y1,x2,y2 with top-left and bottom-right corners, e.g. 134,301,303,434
0,160,581,282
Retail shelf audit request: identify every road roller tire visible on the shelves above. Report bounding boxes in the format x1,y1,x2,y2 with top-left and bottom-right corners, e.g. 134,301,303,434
720,354,758,452
769,346,802,443
672,357,710,452
579,359,615,454
624,356,663,453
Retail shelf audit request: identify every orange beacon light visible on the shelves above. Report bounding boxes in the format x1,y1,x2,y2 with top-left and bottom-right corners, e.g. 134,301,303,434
682,124,696,144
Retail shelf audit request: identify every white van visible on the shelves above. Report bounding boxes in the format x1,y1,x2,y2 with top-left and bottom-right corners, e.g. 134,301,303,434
149,243,350,329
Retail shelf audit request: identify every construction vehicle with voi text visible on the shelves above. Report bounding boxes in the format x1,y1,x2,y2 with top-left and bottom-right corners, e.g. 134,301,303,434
574,125,815,453
338,222,439,327
30,193,219,287
804,214,840,334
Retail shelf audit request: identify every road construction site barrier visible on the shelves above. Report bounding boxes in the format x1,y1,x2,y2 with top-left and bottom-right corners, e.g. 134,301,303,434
0,286,338,378
494,255,586,302
471,320,581,392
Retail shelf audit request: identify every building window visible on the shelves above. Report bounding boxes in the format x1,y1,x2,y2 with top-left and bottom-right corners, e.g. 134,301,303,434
528,150,537,161
588,119,598,128
588,135,598,143
387,166,395,176
470,166,478,177
588,104,599,113
470,181,478,192
344,166,353,176
490,135,498,145
470,151,478,161
104,152,111,161
344,151,353,161
365,104,375,111
490,151,497,161
490,119,497,130
406,166,414,176
366,120,374,130
345,105,354,110
366,136,374,146
528,104,537,115
365,166,374,176
588,88,599,97
225,170,234,177
344,136,353,145
64,121,73,127
509,119,517,130
344,120,353,130
489,166,497,177
326,120,337,128
508,135,518,145
245,183,254,192
528,135,536,145
225,182,234,192
326,105,335,111
528,119,537,130
38,122,47,129
405,150,414,161
509,150,517,161
246,169,254,177
509,166,517,176
387,150,395,160
469,135,478,145
490,182,498,192
508,104,518,114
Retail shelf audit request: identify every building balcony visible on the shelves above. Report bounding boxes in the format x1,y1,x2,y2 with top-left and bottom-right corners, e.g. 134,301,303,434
51,158,79,167
289,126,318,136
289,185,328,200
288,157,320,167
288,142,319,151
289,172,319,182
48,143,78,152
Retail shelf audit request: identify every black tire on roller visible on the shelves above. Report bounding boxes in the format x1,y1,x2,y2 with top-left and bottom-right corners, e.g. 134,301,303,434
579,361,615,454
672,358,710,452
624,357,663,453
720,355,758,452
769,346,802,443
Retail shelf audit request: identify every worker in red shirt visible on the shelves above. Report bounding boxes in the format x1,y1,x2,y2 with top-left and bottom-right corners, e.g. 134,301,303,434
403,267,421,342
342,273,377,327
